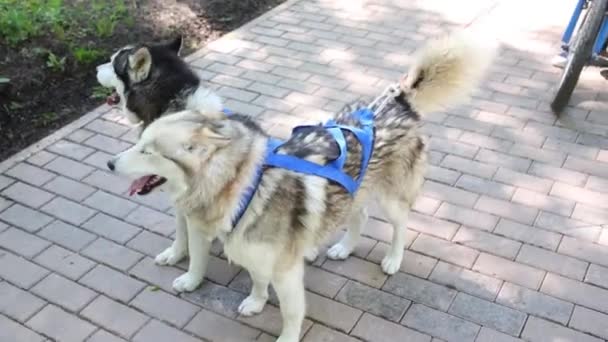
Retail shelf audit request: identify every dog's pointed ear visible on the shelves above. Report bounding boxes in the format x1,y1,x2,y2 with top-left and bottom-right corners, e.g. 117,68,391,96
194,124,231,147
128,47,152,82
166,36,183,56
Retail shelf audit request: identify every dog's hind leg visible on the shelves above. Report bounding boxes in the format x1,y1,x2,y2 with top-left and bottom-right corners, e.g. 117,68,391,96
378,196,411,275
238,269,270,316
273,262,305,342
326,206,368,260
155,212,188,266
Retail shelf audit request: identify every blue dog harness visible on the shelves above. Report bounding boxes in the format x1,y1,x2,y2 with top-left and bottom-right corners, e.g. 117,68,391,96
227,83,401,226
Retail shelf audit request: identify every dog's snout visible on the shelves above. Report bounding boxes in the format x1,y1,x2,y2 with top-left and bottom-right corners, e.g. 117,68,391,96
107,160,115,171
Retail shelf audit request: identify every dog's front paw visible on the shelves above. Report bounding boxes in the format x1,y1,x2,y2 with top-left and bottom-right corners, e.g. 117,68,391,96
155,246,187,266
326,243,353,260
172,272,203,292
238,295,267,316
381,253,403,275
304,247,319,262
276,334,298,342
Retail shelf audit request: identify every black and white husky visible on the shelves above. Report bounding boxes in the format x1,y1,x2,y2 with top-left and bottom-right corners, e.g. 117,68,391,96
96,36,222,127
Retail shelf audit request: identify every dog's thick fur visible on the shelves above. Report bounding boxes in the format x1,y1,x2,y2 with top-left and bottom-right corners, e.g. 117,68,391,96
109,34,494,342
96,36,222,127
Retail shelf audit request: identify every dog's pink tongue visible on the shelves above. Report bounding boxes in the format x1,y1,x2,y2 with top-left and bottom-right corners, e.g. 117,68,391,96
128,176,153,196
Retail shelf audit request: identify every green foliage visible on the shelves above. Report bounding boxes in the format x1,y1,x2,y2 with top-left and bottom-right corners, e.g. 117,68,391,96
0,0,131,46
46,51,66,72
0,0,64,46
90,85,112,100
72,47,104,65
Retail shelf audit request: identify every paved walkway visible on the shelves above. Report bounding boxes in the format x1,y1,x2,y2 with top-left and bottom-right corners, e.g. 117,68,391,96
1,0,608,341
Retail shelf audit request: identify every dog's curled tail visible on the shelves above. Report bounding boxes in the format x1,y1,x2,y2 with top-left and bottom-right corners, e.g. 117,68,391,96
402,32,497,114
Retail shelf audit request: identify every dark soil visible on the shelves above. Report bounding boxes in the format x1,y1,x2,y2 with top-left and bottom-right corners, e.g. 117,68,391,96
0,0,284,161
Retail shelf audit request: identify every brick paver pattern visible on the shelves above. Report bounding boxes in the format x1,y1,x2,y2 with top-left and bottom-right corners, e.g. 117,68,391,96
1,0,608,341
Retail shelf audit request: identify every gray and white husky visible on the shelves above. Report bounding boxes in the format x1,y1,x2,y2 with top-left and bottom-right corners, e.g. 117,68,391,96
108,34,495,342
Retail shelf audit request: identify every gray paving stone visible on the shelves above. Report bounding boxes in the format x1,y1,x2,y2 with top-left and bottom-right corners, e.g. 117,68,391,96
43,176,96,201
5,163,55,186
323,256,388,288
182,282,247,318
84,191,137,218
452,227,521,259
86,329,127,342
435,202,499,231
517,244,587,280
305,291,362,333
81,238,143,271
126,230,171,258
497,282,573,325
84,134,131,154
81,296,149,339
352,313,431,342
541,273,608,315
131,288,199,328
0,227,51,258
522,316,602,342
336,280,410,322
82,170,131,195
41,197,97,225
383,272,457,311
402,304,480,342
37,220,97,251
80,264,146,303
569,305,608,340
494,219,561,251
448,293,526,336
0,174,15,190
45,156,94,179
559,236,608,268
0,281,46,322
31,273,97,312
27,305,96,342
410,234,479,268
33,245,95,280
302,324,359,342
0,204,53,232
0,314,45,342
85,119,129,137
126,206,175,237
67,129,95,143
585,263,608,289
82,213,140,244
133,320,200,342
47,140,95,160
0,196,12,212
475,327,524,342
473,253,545,290
25,150,57,166
0,250,49,288
1,182,55,208
429,261,502,301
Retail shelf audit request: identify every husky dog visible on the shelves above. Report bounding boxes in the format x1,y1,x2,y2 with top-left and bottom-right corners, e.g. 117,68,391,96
108,34,494,342
96,36,222,127
96,37,223,264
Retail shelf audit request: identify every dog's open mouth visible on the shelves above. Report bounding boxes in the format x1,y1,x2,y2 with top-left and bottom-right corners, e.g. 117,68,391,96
106,89,120,106
128,175,167,196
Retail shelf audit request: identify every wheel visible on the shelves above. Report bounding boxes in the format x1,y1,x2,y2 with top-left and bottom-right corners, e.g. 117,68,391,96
551,0,608,114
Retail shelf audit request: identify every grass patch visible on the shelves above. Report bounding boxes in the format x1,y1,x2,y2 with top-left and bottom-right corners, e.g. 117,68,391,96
1,0,130,68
